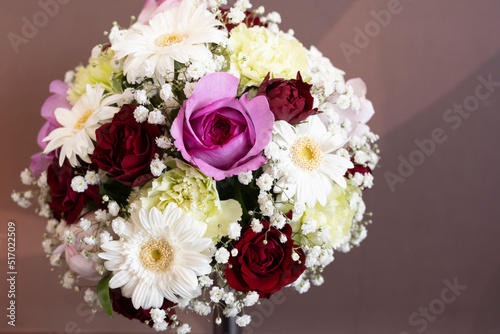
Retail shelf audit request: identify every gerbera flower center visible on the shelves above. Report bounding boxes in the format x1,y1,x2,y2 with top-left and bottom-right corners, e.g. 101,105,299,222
140,239,174,272
290,136,323,172
155,33,187,47
74,110,93,130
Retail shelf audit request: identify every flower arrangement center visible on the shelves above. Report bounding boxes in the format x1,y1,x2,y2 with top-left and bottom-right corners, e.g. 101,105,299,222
74,110,93,130
291,136,323,172
140,239,174,272
155,33,187,47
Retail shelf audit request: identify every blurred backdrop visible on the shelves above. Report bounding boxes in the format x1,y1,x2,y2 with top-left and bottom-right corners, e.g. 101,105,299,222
1,0,499,333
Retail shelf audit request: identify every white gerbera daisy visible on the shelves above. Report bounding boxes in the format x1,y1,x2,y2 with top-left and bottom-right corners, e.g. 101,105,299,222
272,116,354,208
112,0,227,83
99,203,212,309
43,84,120,167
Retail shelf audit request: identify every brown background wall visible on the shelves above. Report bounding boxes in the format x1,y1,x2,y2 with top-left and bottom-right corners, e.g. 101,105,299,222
0,0,499,333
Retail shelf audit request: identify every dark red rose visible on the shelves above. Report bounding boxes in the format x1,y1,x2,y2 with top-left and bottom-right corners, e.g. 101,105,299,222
220,9,266,32
110,289,175,327
46,158,102,225
225,221,306,298
345,156,372,177
256,72,319,124
91,104,162,187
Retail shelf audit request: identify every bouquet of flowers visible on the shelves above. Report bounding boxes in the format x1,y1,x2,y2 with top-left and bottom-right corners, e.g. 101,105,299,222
13,0,379,332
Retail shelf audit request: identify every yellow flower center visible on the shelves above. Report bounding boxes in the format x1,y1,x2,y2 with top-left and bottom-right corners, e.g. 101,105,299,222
290,136,323,172
74,110,93,130
139,239,174,272
155,33,187,47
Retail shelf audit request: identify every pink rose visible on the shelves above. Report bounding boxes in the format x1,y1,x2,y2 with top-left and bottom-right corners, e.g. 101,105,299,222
53,212,103,281
171,72,274,180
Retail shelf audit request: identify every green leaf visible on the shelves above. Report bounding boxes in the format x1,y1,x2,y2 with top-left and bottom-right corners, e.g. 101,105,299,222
110,73,125,94
97,275,113,318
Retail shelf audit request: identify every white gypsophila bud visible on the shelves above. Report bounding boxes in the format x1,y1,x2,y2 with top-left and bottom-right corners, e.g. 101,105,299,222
291,252,300,261
94,209,109,223
83,235,96,246
79,218,92,231
160,83,174,101
228,7,245,24
354,150,368,165
37,171,48,188
46,219,59,233
215,317,222,325
50,253,61,266
135,89,148,105
244,291,259,307
296,279,311,294
155,136,173,149
227,222,242,240
99,231,112,244
84,288,96,303
231,248,238,257
256,5,265,15
71,176,88,193
266,11,281,24
256,173,273,191
223,292,236,305
111,217,126,235
224,306,239,318
150,158,166,177
301,219,317,235
193,301,211,316
350,172,364,187
150,308,166,323
107,201,120,217
336,95,351,110
148,110,166,125
133,105,149,123
279,234,287,243
250,219,263,233
237,171,253,185
336,82,347,94
62,271,76,289
270,213,286,230
186,61,206,80
177,323,191,334
84,171,100,185
363,173,374,188
42,239,53,254
20,168,34,185
350,96,361,111
153,321,169,331
183,82,197,98
198,275,213,288
209,286,224,303
215,247,230,264
236,315,251,327
311,275,325,286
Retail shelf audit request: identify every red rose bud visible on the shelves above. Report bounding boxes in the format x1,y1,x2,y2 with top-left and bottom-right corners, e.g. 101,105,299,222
225,221,306,298
257,72,320,124
110,289,175,327
46,158,102,225
91,104,163,187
